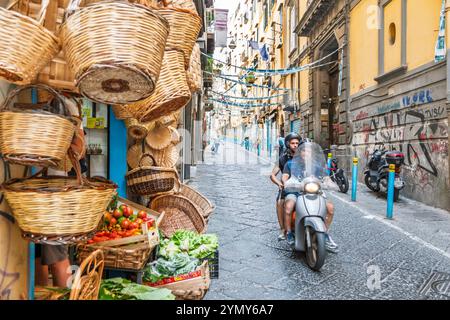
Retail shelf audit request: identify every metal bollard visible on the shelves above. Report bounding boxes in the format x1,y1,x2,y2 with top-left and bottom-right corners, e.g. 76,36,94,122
386,164,396,219
327,153,333,176
351,157,358,201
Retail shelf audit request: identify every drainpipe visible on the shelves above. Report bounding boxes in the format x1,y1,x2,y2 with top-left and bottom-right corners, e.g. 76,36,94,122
447,0,450,208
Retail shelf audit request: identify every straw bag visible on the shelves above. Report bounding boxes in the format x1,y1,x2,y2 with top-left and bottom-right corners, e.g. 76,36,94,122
0,0,59,85
61,0,170,104
153,4,202,69
127,50,191,123
126,153,181,196
1,154,118,245
0,84,78,168
149,194,205,238
187,43,202,93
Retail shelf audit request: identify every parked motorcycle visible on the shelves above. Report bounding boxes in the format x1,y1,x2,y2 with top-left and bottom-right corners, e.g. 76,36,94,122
324,149,349,194
364,149,405,201
284,142,331,271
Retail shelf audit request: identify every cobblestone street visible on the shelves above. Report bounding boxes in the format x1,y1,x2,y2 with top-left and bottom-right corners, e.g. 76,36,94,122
189,142,450,300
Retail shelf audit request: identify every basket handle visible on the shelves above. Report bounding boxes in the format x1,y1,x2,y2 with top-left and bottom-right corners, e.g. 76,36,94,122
0,84,70,117
7,0,51,25
139,153,157,167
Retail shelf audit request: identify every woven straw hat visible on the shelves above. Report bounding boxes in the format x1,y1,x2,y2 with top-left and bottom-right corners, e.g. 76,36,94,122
146,122,172,150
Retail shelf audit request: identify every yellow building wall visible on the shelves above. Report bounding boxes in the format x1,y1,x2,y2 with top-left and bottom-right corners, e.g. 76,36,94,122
349,0,379,95
300,56,310,104
383,0,402,72
407,0,441,69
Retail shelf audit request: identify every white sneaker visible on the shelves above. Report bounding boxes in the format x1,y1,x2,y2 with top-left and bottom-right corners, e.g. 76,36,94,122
278,231,286,241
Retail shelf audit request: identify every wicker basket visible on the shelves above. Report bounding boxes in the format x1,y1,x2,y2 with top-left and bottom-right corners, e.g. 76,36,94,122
2,171,117,245
150,194,205,237
0,84,77,168
187,43,202,93
125,118,155,140
127,50,191,123
112,104,132,120
147,261,210,300
154,6,202,69
126,153,181,196
179,184,214,221
60,0,170,104
0,0,60,85
155,0,198,15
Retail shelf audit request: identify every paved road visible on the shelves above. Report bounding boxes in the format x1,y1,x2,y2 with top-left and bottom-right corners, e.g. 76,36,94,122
189,143,450,300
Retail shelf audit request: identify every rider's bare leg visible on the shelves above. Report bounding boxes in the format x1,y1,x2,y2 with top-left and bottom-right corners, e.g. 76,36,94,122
284,199,295,233
277,199,285,234
325,201,334,230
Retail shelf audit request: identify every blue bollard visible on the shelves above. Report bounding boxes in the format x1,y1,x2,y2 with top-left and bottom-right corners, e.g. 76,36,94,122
327,153,332,176
351,157,358,201
386,164,396,219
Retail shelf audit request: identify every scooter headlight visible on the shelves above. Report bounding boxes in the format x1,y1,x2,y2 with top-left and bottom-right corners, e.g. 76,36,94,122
304,182,320,194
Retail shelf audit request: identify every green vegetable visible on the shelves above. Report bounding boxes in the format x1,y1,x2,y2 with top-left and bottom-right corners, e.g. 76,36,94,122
99,278,174,300
158,230,218,260
143,253,199,283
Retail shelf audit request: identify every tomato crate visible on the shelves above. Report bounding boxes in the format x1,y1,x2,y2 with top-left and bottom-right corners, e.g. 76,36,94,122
201,250,219,279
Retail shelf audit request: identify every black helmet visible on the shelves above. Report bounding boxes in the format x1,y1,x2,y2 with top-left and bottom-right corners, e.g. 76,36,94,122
284,132,302,148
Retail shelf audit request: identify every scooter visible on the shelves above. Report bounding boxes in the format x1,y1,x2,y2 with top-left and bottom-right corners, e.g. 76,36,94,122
284,142,329,271
364,149,405,201
324,149,349,194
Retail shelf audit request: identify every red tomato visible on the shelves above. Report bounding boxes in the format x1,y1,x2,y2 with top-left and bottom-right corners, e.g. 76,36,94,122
109,217,117,226
135,218,143,225
129,222,139,230
120,219,131,230
113,209,123,219
137,211,147,219
125,230,134,237
103,212,112,223
87,239,94,244
146,218,155,228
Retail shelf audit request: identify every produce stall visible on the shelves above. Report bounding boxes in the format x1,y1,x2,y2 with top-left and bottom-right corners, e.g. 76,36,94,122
0,0,216,301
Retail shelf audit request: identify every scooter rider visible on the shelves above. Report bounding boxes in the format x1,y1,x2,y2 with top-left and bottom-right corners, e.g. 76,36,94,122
270,133,302,240
281,142,339,253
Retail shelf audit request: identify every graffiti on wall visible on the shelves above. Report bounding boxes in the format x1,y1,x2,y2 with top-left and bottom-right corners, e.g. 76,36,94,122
0,212,21,300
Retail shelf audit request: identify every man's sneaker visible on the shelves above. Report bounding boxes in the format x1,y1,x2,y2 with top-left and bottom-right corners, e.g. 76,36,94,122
325,233,339,253
286,232,295,246
278,231,286,241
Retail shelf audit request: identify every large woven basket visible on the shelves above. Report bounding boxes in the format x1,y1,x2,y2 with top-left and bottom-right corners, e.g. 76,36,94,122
187,43,202,93
126,154,181,196
150,194,205,237
60,0,170,104
0,84,77,168
2,171,117,245
179,184,214,221
0,0,59,85
155,0,198,15
127,50,191,123
112,104,132,120
154,6,202,69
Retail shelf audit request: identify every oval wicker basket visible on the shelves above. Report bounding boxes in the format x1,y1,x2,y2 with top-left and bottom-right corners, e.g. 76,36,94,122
0,84,77,168
2,173,117,245
154,7,202,69
61,0,170,104
127,50,191,123
150,194,205,238
126,153,181,196
0,0,60,85
178,184,214,221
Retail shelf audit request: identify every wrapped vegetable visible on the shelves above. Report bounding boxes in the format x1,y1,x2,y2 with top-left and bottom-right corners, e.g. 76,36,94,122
143,253,199,283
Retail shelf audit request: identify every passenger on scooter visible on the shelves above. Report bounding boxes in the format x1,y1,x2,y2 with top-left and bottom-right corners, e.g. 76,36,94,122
270,133,301,241
281,142,339,253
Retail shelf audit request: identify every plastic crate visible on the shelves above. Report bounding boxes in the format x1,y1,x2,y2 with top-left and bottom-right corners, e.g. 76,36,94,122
202,250,219,279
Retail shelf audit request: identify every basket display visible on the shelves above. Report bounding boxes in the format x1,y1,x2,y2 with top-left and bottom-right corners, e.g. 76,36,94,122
2,171,117,245
60,0,170,104
187,43,202,93
127,50,191,123
150,194,205,238
0,0,60,85
179,184,215,221
126,154,181,196
0,84,77,168
154,6,202,69
146,261,210,300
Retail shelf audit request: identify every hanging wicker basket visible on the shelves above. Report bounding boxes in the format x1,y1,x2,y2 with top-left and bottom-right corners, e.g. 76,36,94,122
112,104,132,120
187,43,202,93
145,123,172,150
60,0,170,104
2,161,118,245
178,184,215,221
126,153,181,196
127,50,191,123
147,143,179,168
149,194,206,238
0,0,60,85
0,84,77,168
155,0,198,15
125,118,155,140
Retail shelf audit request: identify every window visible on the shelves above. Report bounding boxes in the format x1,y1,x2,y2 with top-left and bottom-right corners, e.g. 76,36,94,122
389,23,396,45
263,1,268,30
290,6,297,52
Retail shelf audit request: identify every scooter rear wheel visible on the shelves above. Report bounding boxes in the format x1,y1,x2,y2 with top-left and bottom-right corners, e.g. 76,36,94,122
364,174,380,192
305,227,327,271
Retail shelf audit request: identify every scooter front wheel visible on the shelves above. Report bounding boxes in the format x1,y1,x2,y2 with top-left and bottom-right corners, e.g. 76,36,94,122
305,227,327,271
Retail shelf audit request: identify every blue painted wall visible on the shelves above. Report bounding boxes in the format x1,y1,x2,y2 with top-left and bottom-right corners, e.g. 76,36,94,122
108,106,127,198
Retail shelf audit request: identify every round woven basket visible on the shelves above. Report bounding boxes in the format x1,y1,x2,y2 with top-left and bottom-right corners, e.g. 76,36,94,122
156,0,198,15
155,7,202,69
0,1,59,85
178,184,215,220
125,118,155,140
60,0,169,104
112,104,132,120
169,126,180,144
147,144,179,168
145,124,172,150
2,174,117,243
150,194,205,238
0,85,77,168
127,142,153,169
128,50,191,123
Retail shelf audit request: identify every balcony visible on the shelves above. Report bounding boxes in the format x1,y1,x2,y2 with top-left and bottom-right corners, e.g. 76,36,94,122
295,0,334,37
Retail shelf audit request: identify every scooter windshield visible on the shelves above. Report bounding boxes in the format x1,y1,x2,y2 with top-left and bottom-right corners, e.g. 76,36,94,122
290,142,327,180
